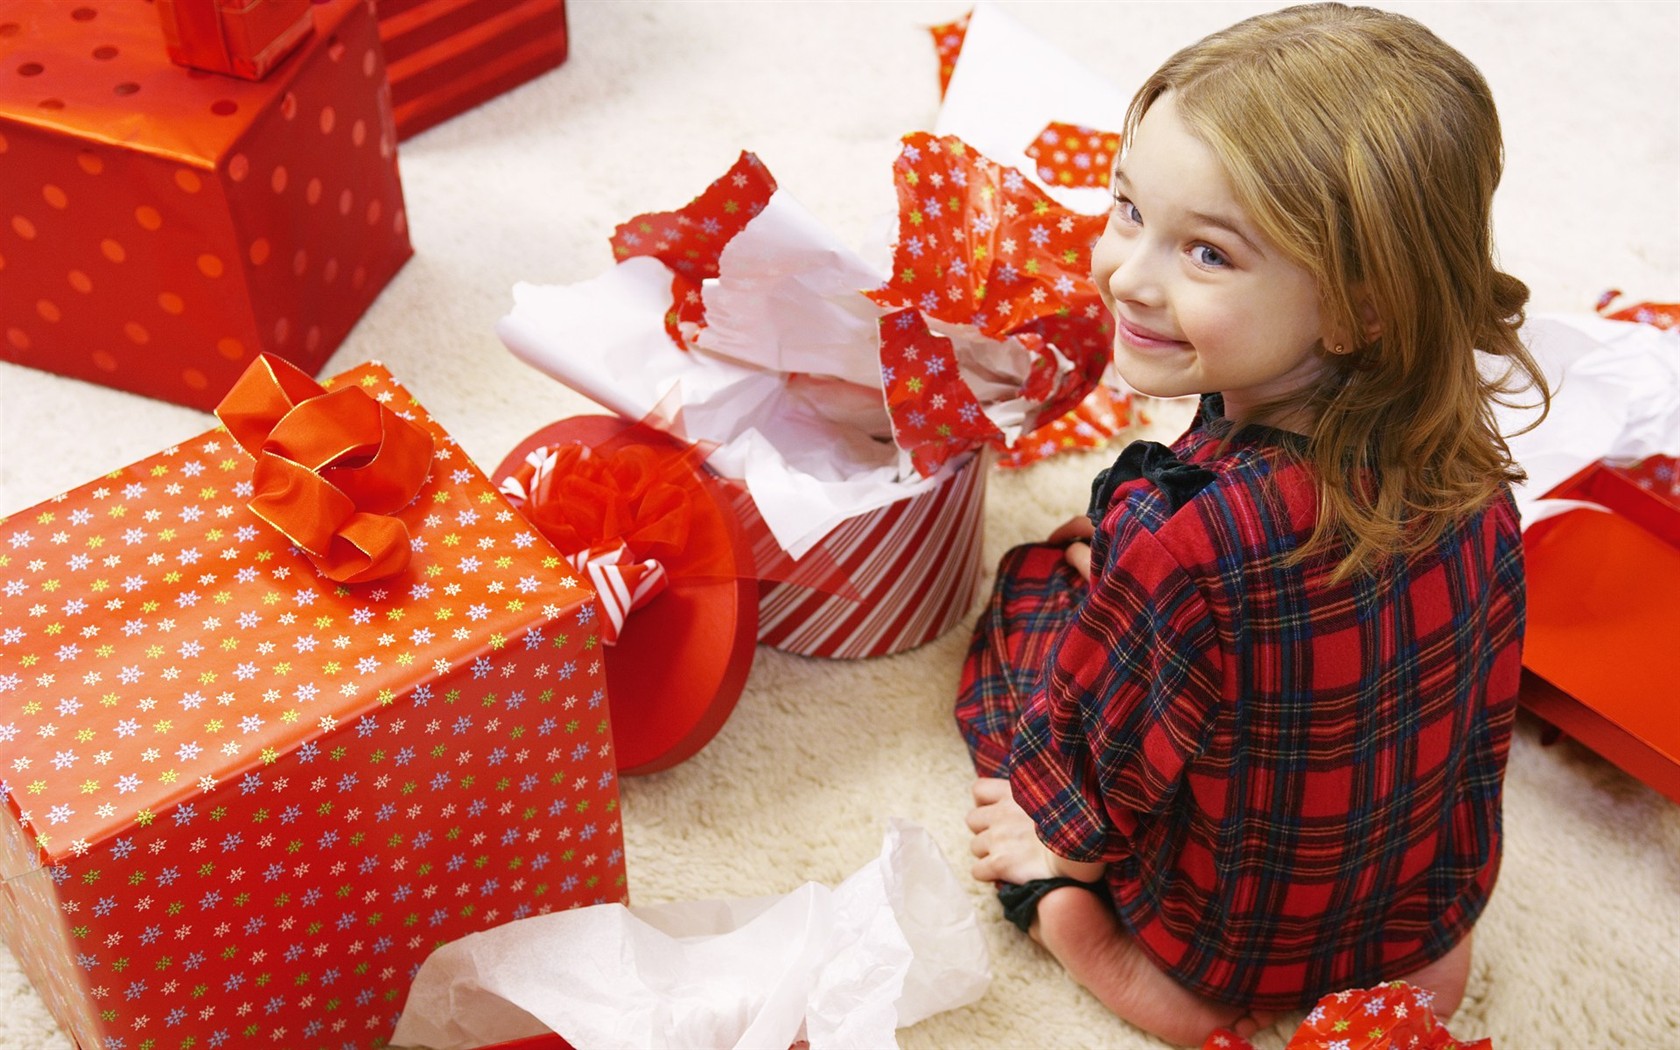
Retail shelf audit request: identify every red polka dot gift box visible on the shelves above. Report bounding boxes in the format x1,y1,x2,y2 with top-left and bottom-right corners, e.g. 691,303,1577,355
0,0,412,411
0,355,627,1050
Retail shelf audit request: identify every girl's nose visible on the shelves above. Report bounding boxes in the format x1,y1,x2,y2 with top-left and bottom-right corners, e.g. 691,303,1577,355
1102,235,1159,307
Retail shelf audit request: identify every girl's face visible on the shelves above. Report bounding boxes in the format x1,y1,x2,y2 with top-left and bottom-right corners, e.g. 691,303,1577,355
1091,93,1333,427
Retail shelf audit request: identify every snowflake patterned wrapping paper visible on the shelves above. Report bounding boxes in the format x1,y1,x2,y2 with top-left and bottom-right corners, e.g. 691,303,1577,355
0,361,627,1050
0,0,412,411
864,132,1110,478
1203,981,1490,1050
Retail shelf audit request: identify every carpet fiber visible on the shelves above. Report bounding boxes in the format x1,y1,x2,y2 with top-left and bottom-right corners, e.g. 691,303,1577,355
3,3,1678,1047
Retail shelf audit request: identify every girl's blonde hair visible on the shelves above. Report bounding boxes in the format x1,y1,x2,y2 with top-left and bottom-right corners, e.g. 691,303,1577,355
1124,2,1550,578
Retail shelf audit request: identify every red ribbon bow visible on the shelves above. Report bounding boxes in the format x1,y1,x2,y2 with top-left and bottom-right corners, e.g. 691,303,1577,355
498,439,701,644
215,354,434,584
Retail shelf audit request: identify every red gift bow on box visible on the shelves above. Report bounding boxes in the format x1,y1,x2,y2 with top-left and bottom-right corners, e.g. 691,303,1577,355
215,353,434,583
497,441,703,644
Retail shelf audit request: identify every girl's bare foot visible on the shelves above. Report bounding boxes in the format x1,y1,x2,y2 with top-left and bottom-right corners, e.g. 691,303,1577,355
1395,932,1472,1018
1031,885,1277,1046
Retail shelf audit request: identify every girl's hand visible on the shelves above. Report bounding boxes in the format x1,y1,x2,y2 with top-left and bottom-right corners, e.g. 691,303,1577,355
966,778,1059,884
1048,516,1095,581
967,778,1108,884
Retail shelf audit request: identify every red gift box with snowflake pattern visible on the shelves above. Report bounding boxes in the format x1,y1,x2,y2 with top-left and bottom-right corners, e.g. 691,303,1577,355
0,361,626,1049
0,0,411,410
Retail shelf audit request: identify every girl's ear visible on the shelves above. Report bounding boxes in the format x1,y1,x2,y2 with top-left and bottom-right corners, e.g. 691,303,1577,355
1354,285,1382,344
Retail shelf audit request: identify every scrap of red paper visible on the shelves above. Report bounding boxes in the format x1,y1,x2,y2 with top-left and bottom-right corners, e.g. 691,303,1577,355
868,133,1113,475
1596,288,1680,330
1204,981,1492,1050
1025,121,1122,189
609,152,778,348
929,11,972,99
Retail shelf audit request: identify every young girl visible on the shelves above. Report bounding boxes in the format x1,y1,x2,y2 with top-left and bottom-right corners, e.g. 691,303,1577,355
956,4,1549,1045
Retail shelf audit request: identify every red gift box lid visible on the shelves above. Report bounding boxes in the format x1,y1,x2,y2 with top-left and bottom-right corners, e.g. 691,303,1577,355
1523,461,1680,802
493,416,757,775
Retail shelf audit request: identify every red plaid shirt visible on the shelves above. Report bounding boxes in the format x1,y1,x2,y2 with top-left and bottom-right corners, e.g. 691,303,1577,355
1009,402,1525,1009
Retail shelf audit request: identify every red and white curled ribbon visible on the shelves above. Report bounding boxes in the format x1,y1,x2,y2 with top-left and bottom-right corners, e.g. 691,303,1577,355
562,541,669,645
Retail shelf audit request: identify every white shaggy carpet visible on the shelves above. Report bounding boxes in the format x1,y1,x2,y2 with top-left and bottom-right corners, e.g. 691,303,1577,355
3,2,1679,1047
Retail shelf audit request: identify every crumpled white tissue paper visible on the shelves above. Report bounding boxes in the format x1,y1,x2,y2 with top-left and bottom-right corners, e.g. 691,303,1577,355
388,819,989,1050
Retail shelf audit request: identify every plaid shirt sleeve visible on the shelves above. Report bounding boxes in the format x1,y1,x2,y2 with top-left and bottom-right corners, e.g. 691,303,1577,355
1009,488,1221,864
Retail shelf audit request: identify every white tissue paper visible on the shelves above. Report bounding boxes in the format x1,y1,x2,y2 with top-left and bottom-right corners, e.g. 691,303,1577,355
1497,314,1680,527
388,819,990,1050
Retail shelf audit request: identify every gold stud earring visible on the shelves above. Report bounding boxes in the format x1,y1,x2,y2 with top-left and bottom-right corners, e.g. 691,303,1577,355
1331,343,1348,355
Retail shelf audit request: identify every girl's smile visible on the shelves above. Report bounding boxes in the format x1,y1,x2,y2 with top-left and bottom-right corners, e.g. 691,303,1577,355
1113,313,1189,350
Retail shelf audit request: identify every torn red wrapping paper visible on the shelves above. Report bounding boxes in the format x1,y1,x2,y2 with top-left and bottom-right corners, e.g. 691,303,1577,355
500,137,1114,656
1597,289,1680,330
929,11,972,99
1026,121,1122,189
867,132,1113,475
609,151,778,349
1204,981,1491,1050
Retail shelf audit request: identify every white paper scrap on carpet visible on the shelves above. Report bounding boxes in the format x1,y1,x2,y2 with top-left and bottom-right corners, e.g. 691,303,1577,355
388,820,990,1050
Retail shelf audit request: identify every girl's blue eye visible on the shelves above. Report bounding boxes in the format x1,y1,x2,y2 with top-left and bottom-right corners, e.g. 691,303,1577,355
1191,244,1228,268
1112,197,1141,225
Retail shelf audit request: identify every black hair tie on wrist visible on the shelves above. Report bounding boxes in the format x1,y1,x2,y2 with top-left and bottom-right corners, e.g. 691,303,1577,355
996,876,1110,932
